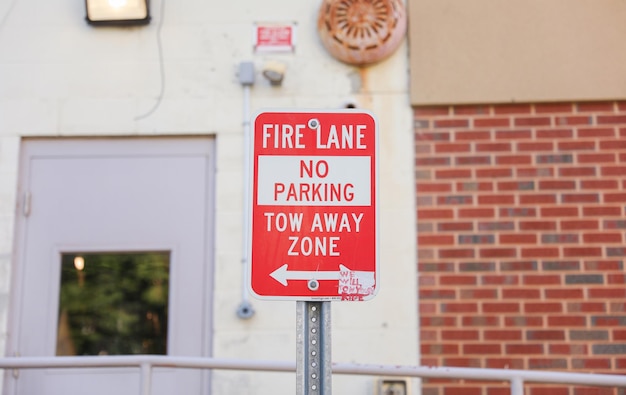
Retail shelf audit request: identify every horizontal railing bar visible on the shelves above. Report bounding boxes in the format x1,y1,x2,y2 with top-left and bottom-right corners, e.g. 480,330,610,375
1,356,625,388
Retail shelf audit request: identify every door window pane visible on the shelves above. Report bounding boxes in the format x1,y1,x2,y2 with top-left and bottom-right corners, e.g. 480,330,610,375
56,252,169,356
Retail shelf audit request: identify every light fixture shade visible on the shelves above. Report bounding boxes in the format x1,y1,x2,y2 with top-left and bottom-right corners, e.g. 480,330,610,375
85,0,150,26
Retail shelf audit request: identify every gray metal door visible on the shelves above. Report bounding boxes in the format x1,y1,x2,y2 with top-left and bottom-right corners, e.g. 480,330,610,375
5,137,215,395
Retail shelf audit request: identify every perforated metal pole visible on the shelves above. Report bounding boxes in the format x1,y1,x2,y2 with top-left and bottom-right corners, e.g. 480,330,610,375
297,301,332,395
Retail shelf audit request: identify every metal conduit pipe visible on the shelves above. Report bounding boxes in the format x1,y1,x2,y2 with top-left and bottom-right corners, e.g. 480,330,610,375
236,61,256,319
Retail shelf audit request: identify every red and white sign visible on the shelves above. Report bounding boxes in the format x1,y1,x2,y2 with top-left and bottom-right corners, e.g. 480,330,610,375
248,110,379,301
253,23,296,52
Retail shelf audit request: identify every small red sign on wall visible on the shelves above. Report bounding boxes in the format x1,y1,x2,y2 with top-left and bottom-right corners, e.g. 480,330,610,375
253,23,296,52
248,110,379,301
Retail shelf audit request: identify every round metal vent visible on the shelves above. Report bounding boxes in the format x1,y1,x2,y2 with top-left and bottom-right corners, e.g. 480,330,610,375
317,0,407,66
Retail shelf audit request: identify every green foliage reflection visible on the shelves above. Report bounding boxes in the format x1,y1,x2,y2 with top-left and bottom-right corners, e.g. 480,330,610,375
56,252,169,356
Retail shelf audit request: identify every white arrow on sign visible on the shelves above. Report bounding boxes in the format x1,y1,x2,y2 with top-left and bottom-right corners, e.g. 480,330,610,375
270,264,350,286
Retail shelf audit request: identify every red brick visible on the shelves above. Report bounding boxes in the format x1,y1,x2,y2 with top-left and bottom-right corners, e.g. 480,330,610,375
437,222,473,231
549,344,588,355
459,208,495,218
585,260,623,270
514,116,551,127
476,142,512,152
503,289,540,299
484,330,523,341
456,181,493,192
505,316,544,327
480,248,517,258
517,142,554,151
443,357,482,368
478,195,515,205
461,289,498,298
545,289,584,299
455,131,491,140
419,302,437,314
556,115,592,126
483,302,520,313
523,274,561,285
462,315,500,327
441,330,479,340
463,344,502,354
418,209,454,219
566,302,606,313
435,169,472,178
583,206,622,216
530,387,570,395
588,288,626,298
495,155,532,165
539,180,576,190
474,118,510,128
444,388,482,395
608,274,626,284
561,193,598,203
535,102,574,113
577,102,614,112
440,275,476,285
517,167,554,177
439,249,475,259
598,115,626,125
580,180,619,190
520,194,557,204
453,105,490,115
441,302,478,313
420,329,438,341
417,182,453,193
564,247,602,257
506,344,544,354
476,168,512,178
583,233,622,243
495,130,532,139
601,166,626,176
559,167,596,177
416,131,451,141
526,330,566,340
558,141,595,151
541,207,578,217
561,220,599,230
605,193,626,203
419,235,456,245
578,153,616,163
524,302,563,313
494,104,532,114
578,128,615,138
522,247,560,259
422,343,460,354
415,106,450,116
482,275,519,285
547,316,587,326
500,234,537,244
520,221,557,231
421,316,457,326
572,358,611,369
435,143,471,153
537,129,573,138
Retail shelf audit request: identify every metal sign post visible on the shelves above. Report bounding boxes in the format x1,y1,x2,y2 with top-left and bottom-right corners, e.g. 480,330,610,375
297,301,331,395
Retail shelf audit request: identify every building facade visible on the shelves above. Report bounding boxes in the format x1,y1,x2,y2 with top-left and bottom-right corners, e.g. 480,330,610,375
0,0,417,394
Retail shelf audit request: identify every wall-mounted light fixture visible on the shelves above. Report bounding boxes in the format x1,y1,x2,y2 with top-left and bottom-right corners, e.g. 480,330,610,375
85,0,151,26
262,60,286,86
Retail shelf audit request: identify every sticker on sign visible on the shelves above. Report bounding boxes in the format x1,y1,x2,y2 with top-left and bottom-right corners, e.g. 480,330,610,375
247,109,379,301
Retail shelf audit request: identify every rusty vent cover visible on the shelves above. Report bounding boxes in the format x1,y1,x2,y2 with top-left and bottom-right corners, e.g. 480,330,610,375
317,0,407,66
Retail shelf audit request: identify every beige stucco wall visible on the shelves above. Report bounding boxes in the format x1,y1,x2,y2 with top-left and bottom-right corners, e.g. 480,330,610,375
409,0,626,105
0,0,417,394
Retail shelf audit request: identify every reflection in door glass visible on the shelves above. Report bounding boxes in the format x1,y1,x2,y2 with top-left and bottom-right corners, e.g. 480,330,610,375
56,252,169,356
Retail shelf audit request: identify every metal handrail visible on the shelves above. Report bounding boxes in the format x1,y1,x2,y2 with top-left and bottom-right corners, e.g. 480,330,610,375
1,355,626,395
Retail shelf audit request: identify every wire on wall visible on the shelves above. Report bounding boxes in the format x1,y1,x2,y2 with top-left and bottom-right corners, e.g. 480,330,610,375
134,0,166,121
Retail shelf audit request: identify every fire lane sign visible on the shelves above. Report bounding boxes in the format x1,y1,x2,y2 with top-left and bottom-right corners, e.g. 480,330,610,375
248,110,379,301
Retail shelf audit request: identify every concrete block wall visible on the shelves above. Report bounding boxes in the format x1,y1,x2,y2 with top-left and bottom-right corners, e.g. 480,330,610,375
414,101,626,395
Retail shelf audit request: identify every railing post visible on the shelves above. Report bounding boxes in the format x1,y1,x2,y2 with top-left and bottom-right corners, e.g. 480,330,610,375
140,362,152,395
510,376,524,395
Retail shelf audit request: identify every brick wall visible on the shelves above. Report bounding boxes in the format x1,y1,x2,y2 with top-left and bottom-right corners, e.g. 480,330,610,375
414,101,626,395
